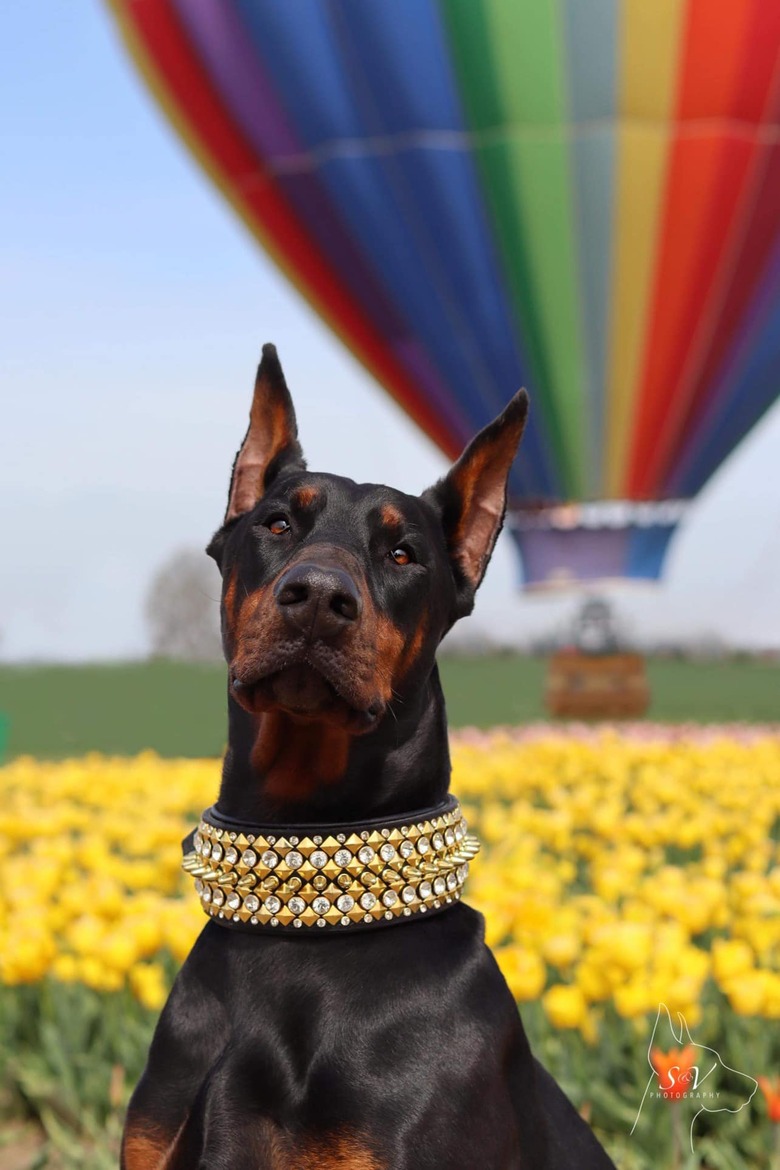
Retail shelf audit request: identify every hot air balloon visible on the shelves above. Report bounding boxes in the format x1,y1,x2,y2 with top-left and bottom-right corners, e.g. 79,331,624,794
106,0,780,588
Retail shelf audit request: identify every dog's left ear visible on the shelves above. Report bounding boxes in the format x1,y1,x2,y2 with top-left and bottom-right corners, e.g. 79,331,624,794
422,390,528,617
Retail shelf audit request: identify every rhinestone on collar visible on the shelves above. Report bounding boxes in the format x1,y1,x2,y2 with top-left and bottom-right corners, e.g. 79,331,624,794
182,798,480,934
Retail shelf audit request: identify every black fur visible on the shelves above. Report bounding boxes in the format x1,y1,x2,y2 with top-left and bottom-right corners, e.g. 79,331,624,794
122,352,615,1169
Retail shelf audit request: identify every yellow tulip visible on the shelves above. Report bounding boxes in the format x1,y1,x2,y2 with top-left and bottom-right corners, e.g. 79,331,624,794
712,939,754,986
724,971,767,1017
613,980,654,1020
494,945,546,1002
102,932,138,974
542,933,580,970
130,963,168,1011
52,954,80,982
543,984,588,1030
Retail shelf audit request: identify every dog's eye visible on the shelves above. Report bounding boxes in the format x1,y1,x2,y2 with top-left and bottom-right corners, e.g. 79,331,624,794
389,546,414,566
267,516,291,536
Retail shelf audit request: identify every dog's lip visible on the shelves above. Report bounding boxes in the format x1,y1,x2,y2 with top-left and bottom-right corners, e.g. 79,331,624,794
231,658,383,725
232,656,342,702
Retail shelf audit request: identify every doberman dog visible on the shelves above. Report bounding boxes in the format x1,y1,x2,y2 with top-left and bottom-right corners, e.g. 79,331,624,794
122,345,616,1169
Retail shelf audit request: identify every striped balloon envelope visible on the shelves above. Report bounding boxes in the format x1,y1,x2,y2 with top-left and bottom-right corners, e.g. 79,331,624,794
107,0,780,588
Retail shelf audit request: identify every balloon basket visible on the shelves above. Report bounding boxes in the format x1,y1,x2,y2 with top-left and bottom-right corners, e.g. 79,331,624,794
544,651,650,720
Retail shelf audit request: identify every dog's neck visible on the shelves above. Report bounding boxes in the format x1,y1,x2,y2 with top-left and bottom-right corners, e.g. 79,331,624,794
216,664,451,824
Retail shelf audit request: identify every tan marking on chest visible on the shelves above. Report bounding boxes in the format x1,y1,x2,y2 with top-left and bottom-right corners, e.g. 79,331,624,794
286,1131,384,1169
122,1120,185,1170
251,712,350,798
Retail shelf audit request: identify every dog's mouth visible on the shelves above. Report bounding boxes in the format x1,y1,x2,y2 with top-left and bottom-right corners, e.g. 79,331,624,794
231,658,382,732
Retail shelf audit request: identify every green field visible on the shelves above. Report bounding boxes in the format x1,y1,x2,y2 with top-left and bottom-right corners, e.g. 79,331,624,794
0,655,778,760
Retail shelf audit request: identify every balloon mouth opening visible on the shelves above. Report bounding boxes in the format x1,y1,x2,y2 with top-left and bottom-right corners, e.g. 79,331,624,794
508,499,689,591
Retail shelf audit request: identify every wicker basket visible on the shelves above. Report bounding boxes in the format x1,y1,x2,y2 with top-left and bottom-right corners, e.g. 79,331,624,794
544,651,650,719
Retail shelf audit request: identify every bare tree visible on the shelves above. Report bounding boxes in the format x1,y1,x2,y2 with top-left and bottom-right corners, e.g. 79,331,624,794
145,548,222,661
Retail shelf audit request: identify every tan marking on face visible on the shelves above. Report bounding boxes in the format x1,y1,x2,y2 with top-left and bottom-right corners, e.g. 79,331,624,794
227,541,427,776
292,484,319,508
373,613,405,703
224,567,239,625
251,712,350,798
230,579,278,666
399,613,427,678
380,503,403,529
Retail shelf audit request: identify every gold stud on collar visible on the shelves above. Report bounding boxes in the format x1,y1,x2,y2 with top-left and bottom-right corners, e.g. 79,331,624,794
182,801,480,933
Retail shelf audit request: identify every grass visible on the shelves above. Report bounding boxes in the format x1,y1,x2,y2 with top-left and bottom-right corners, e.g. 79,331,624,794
0,655,778,760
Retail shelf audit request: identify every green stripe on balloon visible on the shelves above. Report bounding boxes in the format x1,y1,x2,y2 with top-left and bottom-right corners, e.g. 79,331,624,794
441,0,587,499
438,0,572,498
487,0,587,499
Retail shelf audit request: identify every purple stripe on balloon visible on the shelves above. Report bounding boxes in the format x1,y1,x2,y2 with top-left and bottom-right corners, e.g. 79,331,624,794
513,524,677,587
170,0,298,156
169,0,471,447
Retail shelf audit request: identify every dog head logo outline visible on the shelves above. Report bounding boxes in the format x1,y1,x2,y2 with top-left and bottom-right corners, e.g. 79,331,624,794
631,1003,757,1152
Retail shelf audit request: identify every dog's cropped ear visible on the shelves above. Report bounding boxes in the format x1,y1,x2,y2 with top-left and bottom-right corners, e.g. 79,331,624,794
207,345,304,567
422,390,528,617
224,343,305,525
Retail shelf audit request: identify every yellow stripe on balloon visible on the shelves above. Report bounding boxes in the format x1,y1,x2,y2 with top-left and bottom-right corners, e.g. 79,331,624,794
604,0,687,497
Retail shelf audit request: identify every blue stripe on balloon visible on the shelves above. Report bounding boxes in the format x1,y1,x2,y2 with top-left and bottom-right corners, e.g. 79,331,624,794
171,0,467,441
667,243,780,497
328,0,459,134
562,0,617,497
571,134,616,497
563,0,617,120
626,525,679,580
233,0,559,497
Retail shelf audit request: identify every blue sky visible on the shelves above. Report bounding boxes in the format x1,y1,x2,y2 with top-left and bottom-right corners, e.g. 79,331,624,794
3,1,780,660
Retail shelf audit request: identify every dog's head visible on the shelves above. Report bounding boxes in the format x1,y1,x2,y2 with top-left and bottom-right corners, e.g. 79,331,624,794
207,345,527,736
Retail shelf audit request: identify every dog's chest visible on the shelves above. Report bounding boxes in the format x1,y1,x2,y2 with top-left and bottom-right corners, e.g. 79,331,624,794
168,914,530,1167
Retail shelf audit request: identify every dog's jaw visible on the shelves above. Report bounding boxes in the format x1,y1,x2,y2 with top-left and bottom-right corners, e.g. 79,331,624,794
230,655,384,734
217,660,452,824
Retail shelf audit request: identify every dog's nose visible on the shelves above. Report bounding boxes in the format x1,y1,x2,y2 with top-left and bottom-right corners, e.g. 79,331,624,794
274,561,361,640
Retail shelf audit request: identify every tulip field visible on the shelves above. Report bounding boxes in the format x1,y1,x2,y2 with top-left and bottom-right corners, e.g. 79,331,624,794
2,727,780,1167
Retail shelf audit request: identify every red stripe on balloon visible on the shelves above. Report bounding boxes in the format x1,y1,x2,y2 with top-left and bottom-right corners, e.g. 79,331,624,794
627,137,755,496
631,5,780,494
731,2,780,120
652,30,780,491
120,0,462,459
627,0,773,497
666,139,780,479
676,0,763,119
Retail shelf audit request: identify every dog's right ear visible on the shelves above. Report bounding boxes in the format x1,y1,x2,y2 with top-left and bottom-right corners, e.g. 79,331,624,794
207,344,305,565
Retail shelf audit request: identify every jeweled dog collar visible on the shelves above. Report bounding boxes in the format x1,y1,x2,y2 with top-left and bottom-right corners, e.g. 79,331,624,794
182,796,480,934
